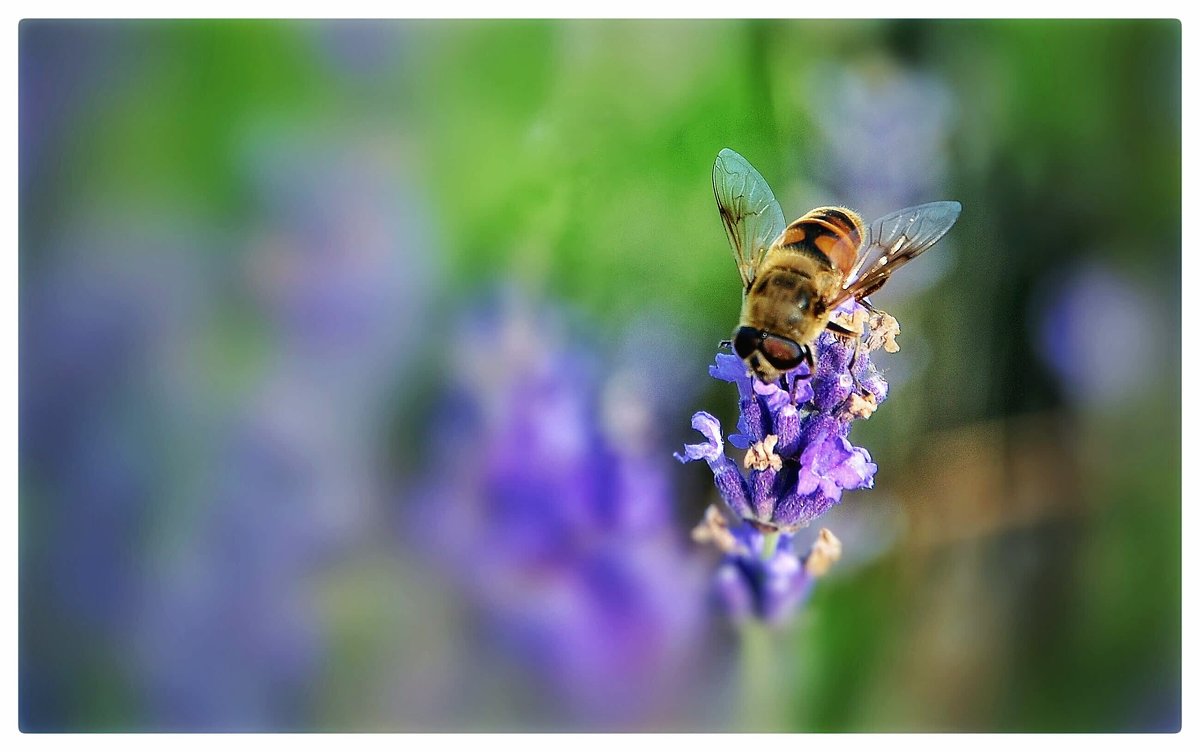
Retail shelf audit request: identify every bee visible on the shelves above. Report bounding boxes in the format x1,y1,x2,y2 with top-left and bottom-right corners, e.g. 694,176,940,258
713,147,961,384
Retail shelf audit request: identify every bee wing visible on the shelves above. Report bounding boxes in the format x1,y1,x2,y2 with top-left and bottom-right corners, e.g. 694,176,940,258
832,200,962,307
712,148,786,292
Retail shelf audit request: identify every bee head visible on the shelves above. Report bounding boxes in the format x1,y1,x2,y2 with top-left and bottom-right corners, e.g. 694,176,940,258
732,326,808,382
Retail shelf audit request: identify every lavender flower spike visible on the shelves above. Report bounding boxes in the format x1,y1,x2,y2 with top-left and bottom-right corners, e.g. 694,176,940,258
693,506,842,625
677,299,888,533
679,299,894,624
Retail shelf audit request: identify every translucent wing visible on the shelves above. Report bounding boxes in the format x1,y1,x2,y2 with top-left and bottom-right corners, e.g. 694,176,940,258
712,148,786,292
832,200,962,307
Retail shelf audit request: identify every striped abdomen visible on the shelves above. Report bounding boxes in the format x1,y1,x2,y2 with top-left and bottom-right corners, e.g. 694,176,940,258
773,206,865,278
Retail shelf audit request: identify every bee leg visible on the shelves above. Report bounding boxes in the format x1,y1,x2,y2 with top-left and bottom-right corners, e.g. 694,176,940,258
717,339,732,351
787,346,815,403
825,319,857,336
788,373,802,402
845,340,867,396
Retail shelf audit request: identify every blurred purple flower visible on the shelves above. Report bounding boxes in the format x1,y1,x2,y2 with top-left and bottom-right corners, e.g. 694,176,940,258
240,127,437,405
808,60,955,218
19,21,139,188
409,289,709,729
312,20,410,83
18,216,222,730
694,506,842,626
805,61,957,301
131,403,333,730
1034,262,1162,406
678,300,894,623
22,124,439,729
21,220,213,633
127,132,441,730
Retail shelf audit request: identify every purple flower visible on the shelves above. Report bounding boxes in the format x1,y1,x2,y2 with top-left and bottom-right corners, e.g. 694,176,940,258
311,20,410,82
19,217,224,731
678,300,885,533
805,61,958,300
126,132,441,730
239,129,437,386
679,300,895,623
1033,262,1163,406
807,61,956,218
693,506,842,626
21,121,438,729
20,21,140,189
407,289,709,729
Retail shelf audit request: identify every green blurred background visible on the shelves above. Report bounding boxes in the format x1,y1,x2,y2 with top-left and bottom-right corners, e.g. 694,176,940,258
20,19,1180,731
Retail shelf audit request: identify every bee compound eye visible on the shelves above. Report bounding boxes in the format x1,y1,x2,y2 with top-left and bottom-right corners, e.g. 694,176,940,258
733,327,761,360
760,334,804,371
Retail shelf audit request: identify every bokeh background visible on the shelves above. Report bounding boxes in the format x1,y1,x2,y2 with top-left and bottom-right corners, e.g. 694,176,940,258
19,19,1180,732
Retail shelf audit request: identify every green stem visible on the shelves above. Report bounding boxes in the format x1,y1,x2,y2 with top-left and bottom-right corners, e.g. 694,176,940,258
739,620,782,732
760,530,780,561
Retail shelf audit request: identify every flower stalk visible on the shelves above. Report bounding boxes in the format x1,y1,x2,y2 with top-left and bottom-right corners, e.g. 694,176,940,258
739,619,785,732
760,529,780,562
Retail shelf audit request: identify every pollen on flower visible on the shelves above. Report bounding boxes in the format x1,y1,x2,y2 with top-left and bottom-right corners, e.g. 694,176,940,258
743,434,783,472
845,391,878,419
833,307,869,338
691,504,743,554
804,528,842,577
867,310,902,353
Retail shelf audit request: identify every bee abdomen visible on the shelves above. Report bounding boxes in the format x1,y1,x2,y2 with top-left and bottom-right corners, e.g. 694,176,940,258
776,206,864,278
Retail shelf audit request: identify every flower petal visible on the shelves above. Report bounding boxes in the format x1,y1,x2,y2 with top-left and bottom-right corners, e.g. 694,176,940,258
673,411,724,463
828,443,876,490
710,353,753,398
752,378,791,413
